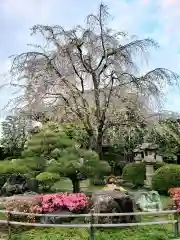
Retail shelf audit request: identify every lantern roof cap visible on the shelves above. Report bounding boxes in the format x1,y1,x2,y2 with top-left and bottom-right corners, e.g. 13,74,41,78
140,142,158,150
133,146,143,153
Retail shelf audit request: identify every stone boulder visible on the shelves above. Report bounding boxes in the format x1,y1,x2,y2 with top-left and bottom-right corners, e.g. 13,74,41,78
0,174,39,196
26,179,39,193
89,190,137,224
40,209,74,224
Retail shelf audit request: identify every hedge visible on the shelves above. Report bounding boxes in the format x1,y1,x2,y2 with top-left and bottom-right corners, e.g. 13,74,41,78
122,162,164,187
152,164,180,194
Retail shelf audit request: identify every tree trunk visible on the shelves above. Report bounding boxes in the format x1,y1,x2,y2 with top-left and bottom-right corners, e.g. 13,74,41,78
96,131,103,160
86,126,104,159
71,177,80,193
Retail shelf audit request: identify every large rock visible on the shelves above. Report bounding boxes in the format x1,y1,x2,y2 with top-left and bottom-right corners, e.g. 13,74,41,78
40,209,74,224
26,179,39,193
0,174,39,196
89,190,137,224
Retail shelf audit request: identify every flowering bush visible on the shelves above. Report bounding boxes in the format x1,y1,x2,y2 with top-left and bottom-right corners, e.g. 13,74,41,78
168,188,180,198
30,193,89,214
4,193,88,214
4,195,41,222
168,188,180,212
4,193,89,222
4,193,88,222
4,195,41,212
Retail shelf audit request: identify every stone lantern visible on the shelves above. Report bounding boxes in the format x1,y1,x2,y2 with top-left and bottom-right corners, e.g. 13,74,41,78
141,142,158,188
133,147,143,163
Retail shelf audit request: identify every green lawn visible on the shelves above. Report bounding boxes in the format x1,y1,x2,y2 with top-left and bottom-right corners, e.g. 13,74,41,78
160,195,171,209
11,225,176,240
53,178,102,192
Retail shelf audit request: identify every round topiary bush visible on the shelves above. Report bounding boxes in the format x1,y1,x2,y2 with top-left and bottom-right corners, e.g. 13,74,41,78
122,162,165,188
36,172,60,192
122,163,146,187
152,164,180,194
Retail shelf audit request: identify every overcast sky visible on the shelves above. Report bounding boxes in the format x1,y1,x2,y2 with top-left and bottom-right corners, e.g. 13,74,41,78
0,0,180,120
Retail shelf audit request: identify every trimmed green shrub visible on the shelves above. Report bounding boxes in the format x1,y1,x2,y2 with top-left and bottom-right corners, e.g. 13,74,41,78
122,163,146,187
36,172,60,191
122,162,164,187
152,164,180,194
